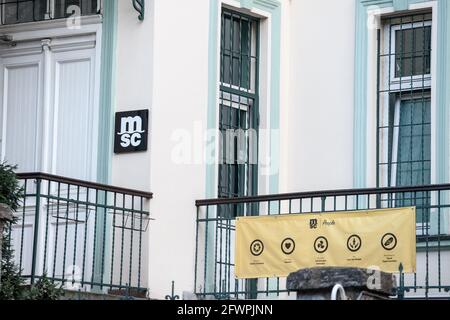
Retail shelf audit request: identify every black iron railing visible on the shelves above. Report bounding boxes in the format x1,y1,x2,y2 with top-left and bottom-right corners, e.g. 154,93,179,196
0,0,101,25
5,172,152,297
195,184,450,300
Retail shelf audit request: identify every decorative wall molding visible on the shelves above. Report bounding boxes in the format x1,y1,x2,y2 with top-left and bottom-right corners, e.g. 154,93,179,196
97,0,118,185
0,14,102,34
247,0,281,10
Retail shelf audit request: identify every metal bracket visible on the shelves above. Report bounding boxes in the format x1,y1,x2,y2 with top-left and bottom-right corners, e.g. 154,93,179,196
132,0,145,21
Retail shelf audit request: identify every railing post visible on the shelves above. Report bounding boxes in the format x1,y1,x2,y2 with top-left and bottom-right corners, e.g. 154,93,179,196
30,178,41,285
321,196,327,212
397,263,405,300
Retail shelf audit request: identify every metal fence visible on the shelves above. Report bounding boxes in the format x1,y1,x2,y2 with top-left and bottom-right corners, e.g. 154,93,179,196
0,0,101,25
195,184,450,300
4,172,152,297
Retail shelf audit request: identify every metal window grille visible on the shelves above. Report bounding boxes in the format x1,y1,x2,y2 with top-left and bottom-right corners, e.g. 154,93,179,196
218,8,260,218
0,0,100,25
377,12,433,234
201,8,261,300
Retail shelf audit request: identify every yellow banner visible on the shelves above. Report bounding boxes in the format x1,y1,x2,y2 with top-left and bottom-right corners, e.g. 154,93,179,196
235,207,416,279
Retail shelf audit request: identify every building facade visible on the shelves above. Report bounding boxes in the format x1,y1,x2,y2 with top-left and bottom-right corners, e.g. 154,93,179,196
1,0,449,299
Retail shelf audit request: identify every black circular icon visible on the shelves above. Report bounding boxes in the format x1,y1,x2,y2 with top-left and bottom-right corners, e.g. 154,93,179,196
281,238,296,255
314,236,328,254
347,235,362,252
381,233,397,251
250,240,264,256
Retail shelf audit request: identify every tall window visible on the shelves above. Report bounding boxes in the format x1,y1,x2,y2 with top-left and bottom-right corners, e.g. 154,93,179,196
377,12,432,231
218,8,259,217
0,0,99,25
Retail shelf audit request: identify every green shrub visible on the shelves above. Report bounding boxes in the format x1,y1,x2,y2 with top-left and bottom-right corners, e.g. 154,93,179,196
0,162,23,211
0,162,63,300
1,231,64,300
0,232,26,300
26,275,65,301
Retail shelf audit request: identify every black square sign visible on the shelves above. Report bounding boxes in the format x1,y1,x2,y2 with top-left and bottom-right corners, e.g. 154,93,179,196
114,110,149,154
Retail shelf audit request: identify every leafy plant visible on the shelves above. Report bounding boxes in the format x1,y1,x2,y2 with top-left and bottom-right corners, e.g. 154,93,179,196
0,232,64,300
0,231,26,300
0,162,23,211
0,162,63,300
26,275,64,301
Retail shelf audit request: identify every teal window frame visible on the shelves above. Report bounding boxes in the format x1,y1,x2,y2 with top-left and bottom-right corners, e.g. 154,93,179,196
206,0,281,202
355,0,450,187
204,0,282,298
377,12,433,232
355,0,450,236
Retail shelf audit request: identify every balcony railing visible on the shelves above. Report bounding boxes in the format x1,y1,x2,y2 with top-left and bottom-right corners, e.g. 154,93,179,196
4,172,152,297
0,0,101,25
195,184,450,300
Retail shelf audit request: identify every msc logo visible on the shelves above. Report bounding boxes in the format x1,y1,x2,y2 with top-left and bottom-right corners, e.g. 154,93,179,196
119,116,144,147
114,110,149,154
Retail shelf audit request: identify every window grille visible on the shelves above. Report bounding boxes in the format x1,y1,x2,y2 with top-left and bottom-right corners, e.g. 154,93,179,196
377,12,432,232
218,8,260,218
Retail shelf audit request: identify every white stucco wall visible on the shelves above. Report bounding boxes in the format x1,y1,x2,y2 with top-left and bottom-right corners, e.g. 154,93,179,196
284,0,356,192
147,0,210,299
113,0,208,299
112,0,450,300
113,0,154,192
112,0,360,299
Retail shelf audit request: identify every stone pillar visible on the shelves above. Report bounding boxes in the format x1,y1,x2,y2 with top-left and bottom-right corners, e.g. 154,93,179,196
0,204,14,286
287,267,397,300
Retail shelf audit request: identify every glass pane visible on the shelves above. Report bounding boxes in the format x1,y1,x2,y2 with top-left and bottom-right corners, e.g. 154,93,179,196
54,0,98,19
395,26,431,77
1,0,46,24
219,105,248,195
394,98,431,222
0,0,98,24
220,11,256,90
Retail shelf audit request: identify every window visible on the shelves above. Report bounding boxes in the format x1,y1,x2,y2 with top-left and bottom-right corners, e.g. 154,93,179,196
54,0,99,19
0,0,100,25
218,8,259,217
0,29,100,181
393,23,431,78
377,12,432,231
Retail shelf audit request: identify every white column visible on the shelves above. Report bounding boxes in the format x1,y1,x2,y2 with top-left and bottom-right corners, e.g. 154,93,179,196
41,39,52,174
